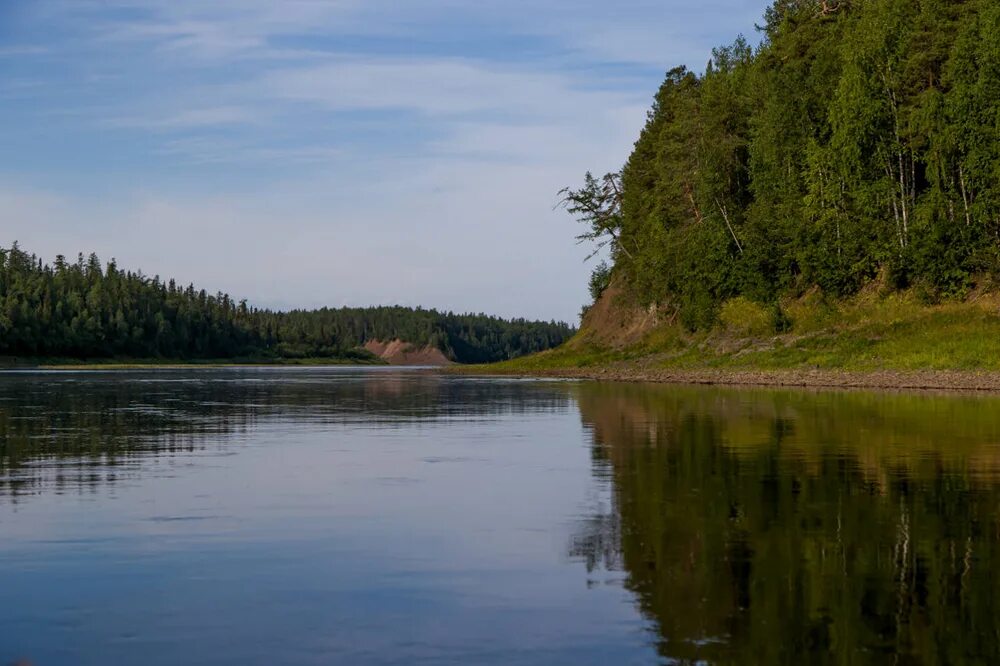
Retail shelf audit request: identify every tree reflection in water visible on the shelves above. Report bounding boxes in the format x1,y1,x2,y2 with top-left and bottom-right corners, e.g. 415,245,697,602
571,383,1000,665
0,370,571,503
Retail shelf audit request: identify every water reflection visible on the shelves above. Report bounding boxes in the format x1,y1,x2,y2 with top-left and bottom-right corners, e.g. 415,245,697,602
0,369,571,503
5,370,1000,664
4,369,642,666
572,383,1000,664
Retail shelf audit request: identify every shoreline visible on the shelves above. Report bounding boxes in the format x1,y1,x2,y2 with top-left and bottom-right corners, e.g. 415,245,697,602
463,365,1000,393
0,358,387,370
11,357,1000,394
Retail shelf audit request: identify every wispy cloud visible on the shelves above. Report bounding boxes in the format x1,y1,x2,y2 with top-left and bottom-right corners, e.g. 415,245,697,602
156,137,342,165
0,45,49,57
108,106,263,130
63,0,363,61
260,58,641,118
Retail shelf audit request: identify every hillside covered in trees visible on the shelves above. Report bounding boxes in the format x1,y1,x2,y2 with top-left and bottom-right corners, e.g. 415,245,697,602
566,0,1000,329
0,243,574,364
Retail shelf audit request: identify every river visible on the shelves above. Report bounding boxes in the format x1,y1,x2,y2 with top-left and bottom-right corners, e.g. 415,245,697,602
1,368,997,664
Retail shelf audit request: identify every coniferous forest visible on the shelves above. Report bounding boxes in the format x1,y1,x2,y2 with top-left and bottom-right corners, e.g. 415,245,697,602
566,0,1000,329
0,243,574,363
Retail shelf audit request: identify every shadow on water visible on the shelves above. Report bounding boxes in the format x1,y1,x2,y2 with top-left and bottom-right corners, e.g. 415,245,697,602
571,383,1000,665
0,369,571,503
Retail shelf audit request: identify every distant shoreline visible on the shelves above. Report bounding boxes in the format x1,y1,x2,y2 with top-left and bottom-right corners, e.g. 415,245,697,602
16,357,1000,394
0,357,388,370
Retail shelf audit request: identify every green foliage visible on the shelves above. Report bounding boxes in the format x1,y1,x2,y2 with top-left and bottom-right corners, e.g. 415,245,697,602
587,261,612,302
559,172,630,261
567,0,1000,325
719,297,775,337
0,242,575,364
671,293,1000,372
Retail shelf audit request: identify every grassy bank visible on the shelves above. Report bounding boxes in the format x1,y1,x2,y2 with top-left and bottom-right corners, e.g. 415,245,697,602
462,290,1000,390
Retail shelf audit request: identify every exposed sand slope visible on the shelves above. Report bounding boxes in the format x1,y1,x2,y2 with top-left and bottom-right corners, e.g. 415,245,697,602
363,339,453,366
575,280,661,349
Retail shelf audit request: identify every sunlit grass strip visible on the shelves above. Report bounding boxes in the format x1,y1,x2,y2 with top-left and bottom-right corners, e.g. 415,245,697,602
467,293,1000,375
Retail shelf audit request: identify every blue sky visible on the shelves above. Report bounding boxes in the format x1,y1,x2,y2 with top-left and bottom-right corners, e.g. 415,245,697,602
0,0,766,323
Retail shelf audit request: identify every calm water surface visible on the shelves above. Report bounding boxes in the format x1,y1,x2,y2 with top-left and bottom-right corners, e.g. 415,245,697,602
1,368,1000,665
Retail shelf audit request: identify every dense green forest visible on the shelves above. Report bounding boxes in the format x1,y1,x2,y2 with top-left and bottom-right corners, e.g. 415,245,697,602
0,242,574,363
566,0,1000,328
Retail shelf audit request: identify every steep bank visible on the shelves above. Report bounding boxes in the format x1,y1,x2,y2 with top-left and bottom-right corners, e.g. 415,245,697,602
363,339,453,366
469,284,1000,392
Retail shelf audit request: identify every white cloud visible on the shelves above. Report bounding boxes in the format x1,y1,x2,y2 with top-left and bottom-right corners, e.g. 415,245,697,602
48,0,762,68
60,0,364,60
260,57,642,119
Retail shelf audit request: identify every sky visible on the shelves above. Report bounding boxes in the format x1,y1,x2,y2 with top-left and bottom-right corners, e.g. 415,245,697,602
0,0,766,324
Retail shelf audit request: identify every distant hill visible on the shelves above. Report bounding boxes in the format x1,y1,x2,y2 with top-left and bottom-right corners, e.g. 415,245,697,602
0,242,575,364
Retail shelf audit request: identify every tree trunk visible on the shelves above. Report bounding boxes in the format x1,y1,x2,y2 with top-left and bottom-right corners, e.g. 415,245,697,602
716,199,744,254
959,165,972,227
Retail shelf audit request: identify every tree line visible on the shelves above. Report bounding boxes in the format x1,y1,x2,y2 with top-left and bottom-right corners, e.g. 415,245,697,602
565,0,1000,328
0,242,575,363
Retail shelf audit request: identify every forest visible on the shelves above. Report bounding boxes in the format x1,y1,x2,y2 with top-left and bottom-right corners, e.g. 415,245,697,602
0,242,574,363
565,0,1000,329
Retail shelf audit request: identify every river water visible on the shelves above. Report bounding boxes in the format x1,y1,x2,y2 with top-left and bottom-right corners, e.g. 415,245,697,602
1,368,998,664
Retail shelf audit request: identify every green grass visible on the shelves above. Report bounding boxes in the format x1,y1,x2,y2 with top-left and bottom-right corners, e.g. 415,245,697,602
691,297,1000,371
472,291,1000,374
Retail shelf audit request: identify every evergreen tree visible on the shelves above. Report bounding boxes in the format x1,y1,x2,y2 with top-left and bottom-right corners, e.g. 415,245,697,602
0,243,575,364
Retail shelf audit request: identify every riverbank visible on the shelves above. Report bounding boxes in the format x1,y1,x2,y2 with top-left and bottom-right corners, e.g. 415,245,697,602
464,363,1000,392
459,287,1000,393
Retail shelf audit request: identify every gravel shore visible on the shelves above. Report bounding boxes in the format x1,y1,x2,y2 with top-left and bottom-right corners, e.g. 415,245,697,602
487,366,1000,393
